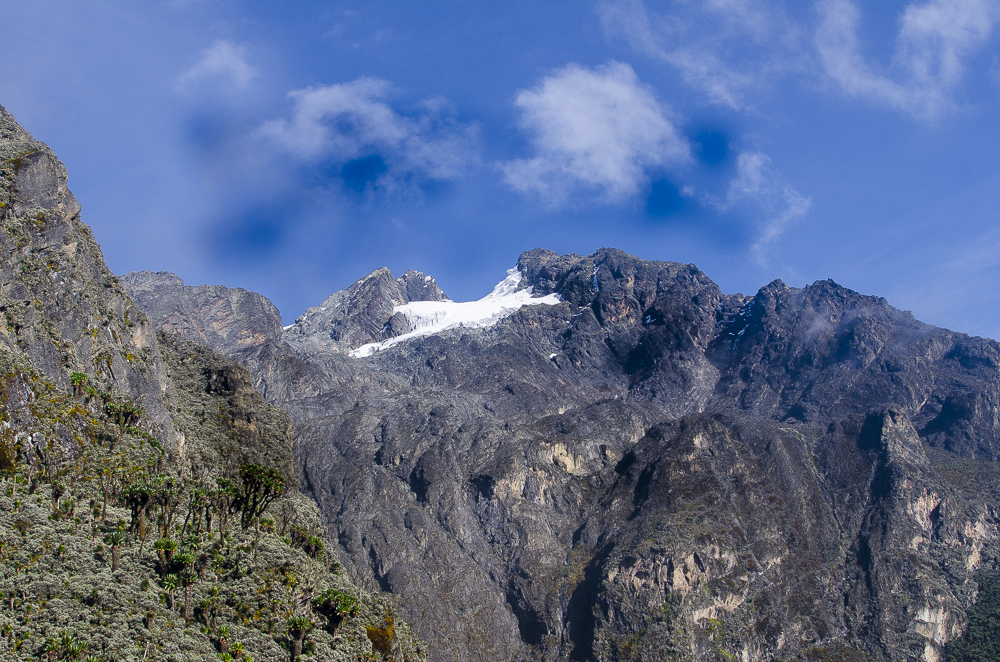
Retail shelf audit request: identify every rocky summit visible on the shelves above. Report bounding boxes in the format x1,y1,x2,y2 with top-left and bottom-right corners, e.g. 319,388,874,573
125,246,1000,662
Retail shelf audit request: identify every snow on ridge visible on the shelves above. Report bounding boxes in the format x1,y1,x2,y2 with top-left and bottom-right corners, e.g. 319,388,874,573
349,268,561,358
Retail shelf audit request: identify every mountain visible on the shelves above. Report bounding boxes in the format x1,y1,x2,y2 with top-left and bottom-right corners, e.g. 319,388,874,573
5,94,998,662
0,103,426,661
125,246,1000,662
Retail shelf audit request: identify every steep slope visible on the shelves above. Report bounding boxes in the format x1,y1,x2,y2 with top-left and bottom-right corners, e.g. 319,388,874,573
1,105,179,455
128,247,1000,662
283,267,450,355
0,104,426,662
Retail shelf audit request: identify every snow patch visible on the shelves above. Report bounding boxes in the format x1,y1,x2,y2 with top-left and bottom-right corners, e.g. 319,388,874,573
350,269,561,358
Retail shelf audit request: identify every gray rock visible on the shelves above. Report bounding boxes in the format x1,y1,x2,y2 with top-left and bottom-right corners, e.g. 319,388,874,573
0,103,180,453
120,270,285,356
128,224,1000,660
279,267,448,355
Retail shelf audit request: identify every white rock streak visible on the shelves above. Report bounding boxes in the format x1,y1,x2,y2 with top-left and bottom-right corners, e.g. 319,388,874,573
349,269,561,358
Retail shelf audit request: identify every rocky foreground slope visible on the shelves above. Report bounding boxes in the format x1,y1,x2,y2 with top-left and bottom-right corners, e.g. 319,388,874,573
0,104,425,661
125,244,1000,662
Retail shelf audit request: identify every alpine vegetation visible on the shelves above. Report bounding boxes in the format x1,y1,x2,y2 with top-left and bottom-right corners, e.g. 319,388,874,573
0,103,426,662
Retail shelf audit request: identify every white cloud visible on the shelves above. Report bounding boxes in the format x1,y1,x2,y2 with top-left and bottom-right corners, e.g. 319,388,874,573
723,152,812,265
599,0,803,109
499,61,689,205
899,0,997,84
177,40,256,91
258,78,479,187
605,0,998,120
816,0,1000,119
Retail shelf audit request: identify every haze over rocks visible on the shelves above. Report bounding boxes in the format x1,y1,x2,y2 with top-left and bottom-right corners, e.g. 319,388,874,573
124,244,1000,662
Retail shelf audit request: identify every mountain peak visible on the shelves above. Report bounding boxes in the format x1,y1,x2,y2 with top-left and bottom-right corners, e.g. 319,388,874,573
398,269,449,302
125,244,1000,662
286,266,449,354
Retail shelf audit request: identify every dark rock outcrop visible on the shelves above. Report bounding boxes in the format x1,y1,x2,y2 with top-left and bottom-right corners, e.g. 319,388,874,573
284,267,448,354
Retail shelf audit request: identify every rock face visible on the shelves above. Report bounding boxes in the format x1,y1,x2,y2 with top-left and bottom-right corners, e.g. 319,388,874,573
126,246,1000,662
0,105,179,451
120,270,285,357
283,267,449,354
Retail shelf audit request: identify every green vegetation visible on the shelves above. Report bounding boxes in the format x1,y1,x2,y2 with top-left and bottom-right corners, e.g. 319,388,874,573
237,464,285,530
313,589,359,638
0,347,426,661
944,570,1000,662
70,373,88,398
0,121,424,660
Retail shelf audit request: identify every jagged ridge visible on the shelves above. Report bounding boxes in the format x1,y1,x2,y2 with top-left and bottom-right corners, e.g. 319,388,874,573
124,246,1000,662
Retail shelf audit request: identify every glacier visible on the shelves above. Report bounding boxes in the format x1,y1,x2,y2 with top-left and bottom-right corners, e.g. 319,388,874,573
349,268,561,357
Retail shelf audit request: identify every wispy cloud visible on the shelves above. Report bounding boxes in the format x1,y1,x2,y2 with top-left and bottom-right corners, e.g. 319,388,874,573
605,0,999,120
816,0,1000,120
599,0,803,109
177,40,257,91
258,78,479,190
722,152,811,265
499,61,689,205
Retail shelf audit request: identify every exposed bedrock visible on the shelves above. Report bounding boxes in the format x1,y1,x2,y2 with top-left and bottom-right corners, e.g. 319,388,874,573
127,247,1000,662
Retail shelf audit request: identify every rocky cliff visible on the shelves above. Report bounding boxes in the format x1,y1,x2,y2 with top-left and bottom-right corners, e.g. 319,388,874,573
125,244,1000,662
0,103,426,662
119,271,285,358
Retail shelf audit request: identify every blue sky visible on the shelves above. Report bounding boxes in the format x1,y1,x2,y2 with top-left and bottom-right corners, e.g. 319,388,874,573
3,1,1000,338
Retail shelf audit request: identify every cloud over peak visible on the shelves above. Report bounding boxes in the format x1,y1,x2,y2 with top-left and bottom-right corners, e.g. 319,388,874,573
725,152,811,265
259,78,479,190
500,61,689,205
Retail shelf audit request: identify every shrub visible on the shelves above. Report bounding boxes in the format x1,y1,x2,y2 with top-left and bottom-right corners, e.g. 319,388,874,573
237,464,285,529
944,570,1000,661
